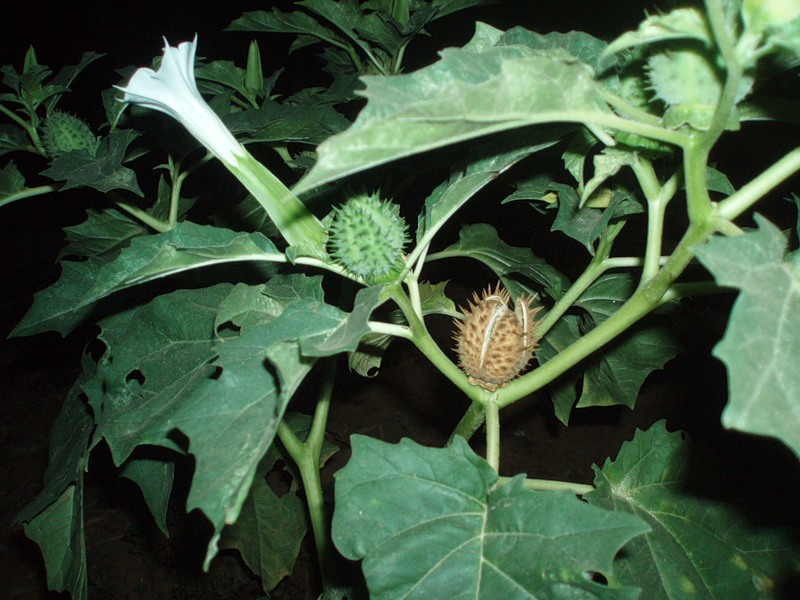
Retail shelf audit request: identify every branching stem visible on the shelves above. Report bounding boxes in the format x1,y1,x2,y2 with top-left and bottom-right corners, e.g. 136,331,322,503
276,359,338,591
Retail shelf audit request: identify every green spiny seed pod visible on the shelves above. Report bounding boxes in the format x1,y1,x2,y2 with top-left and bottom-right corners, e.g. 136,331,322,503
328,192,409,284
42,110,99,158
646,47,753,130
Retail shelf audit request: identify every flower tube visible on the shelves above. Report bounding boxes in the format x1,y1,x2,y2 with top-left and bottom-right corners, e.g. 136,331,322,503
117,37,325,249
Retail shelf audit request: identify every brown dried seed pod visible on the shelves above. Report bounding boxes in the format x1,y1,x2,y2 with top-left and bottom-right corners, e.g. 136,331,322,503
453,283,543,391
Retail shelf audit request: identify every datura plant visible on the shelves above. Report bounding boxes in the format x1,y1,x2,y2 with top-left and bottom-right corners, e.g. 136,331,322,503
3,0,800,598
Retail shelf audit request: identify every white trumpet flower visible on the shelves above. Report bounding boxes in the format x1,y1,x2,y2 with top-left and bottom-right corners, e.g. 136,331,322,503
117,36,242,163
117,37,325,249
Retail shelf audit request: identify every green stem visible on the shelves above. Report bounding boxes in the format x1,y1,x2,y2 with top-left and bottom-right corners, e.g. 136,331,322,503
660,280,730,304
537,222,624,339
485,395,500,471
0,104,44,154
704,0,742,148
632,160,681,281
389,285,488,404
717,145,800,221
368,320,413,339
497,219,714,409
0,184,58,208
596,87,663,126
276,359,338,590
114,199,170,233
448,401,486,444
684,141,715,223
497,476,594,496
537,255,605,339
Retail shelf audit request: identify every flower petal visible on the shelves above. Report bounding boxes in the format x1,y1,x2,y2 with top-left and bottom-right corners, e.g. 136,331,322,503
117,36,242,163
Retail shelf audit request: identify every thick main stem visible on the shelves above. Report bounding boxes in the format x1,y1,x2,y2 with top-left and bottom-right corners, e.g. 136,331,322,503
497,219,714,408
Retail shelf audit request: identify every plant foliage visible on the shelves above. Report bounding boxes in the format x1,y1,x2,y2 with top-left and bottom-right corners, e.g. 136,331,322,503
3,0,800,598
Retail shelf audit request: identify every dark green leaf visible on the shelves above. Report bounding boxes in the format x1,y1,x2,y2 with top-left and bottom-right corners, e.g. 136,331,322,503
23,483,87,600
16,367,93,600
196,60,247,94
551,183,643,253
222,474,307,592
81,275,364,568
0,124,32,157
59,208,147,259
87,285,233,464
694,215,800,459
333,435,648,599
226,97,350,145
416,128,564,249
120,456,175,537
16,364,94,523
298,0,374,55
705,166,735,196
295,39,611,193
427,0,495,21
432,223,570,300
536,274,680,422
587,422,799,597
47,51,105,111
10,259,102,337
574,273,679,410
227,8,346,48
215,274,324,331
12,222,281,337
42,129,142,195
535,314,583,424
0,160,26,207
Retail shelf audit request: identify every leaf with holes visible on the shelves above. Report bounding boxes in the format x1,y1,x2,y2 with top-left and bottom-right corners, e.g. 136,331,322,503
333,435,648,599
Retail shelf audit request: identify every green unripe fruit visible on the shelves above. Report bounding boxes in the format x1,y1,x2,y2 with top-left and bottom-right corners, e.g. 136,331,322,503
42,110,99,158
647,48,752,130
327,192,409,284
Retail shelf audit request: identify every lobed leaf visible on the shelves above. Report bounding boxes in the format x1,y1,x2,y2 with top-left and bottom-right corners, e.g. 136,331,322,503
81,275,379,568
416,128,564,252
0,160,26,207
694,215,800,459
41,129,142,195
432,223,570,301
120,456,175,537
59,207,147,259
11,222,282,337
23,484,87,600
551,184,642,254
537,273,680,423
333,435,648,599
603,8,713,56
294,34,612,193
587,422,799,597
16,369,94,600
220,469,307,592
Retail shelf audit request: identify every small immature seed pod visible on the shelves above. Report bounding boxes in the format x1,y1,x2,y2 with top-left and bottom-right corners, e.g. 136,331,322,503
41,110,99,158
453,283,543,392
327,192,409,284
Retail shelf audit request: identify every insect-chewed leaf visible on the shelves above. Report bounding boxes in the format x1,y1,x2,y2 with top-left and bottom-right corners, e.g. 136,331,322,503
333,435,648,599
